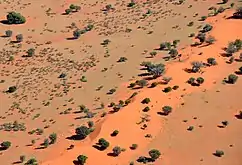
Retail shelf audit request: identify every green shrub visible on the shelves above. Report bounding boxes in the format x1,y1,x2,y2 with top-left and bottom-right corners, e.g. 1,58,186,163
65,9,72,14
162,106,172,115
77,155,88,164
7,86,17,93
75,126,91,139
143,106,150,112
150,82,158,88
26,48,35,57
24,158,38,165
214,150,224,157
130,144,138,150
112,146,122,156
149,149,161,160
136,79,148,88
111,130,119,136
5,30,13,37
49,133,57,144
163,87,172,93
43,138,49,148
141,98,150,104
6,12,26,24
20,155,26,163
73,29,81,39
87,121,94,128
16,34,23,42
1,141,11,150
196,77,204,85
172,85,179,90
227,74,238,84
98,138,110,150
117,57,128,62
205,36,216,45
207,57,217,65
200,16,207,21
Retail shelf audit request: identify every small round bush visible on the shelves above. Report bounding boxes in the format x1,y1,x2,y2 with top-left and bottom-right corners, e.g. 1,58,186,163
7,86,17,93
162,106,172,115
196,77,204,85
227,74,238,84
163,87,172,93
26,48,35,57
130,144,138,150
112,146,122,156
16,34,23,42
98,138,110,150
5,30,13,37
75,126,91,139
141,98,151,104
73,29,81,39
49,133,57,144
214,150,224,157
111,130,119,136
24,158,38,165
149,149,161,160
207,57,217,65
77,155,88,164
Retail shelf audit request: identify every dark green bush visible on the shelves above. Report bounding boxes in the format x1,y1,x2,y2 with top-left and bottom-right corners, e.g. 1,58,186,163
77,155,88,164
49,133,57,144
163,87,172,93
149,149,161,161
75,126,91,139
143,106,150,112
26,48,35,57
98,138,110,150
196,77,204,85
162,106,172,115
7,86,17,93
214,150,224,157
111,130,119,136
227,74,238,84
141,98,151,104
1,141,11,150
207,57,217,65
130,144,138,150
6,12,26,24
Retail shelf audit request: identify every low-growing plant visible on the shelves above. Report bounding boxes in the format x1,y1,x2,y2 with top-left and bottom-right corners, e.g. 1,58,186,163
130,144,138,150
227,74,238,84
163,87,172,93
162,106,172,115
0,141,11,150
77,155,88,164
112,146,122,156
111,130,119,136
5,30,13,37
98,138,110,150
141,98,150,104
214,150,224,157
207,57,217,65
149,149,161,161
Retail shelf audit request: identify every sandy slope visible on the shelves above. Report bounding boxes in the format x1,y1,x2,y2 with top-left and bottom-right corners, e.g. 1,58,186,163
42,10,242,165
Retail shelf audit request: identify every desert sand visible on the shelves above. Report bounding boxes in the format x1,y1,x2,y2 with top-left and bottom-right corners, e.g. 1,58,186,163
0,0,241,165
